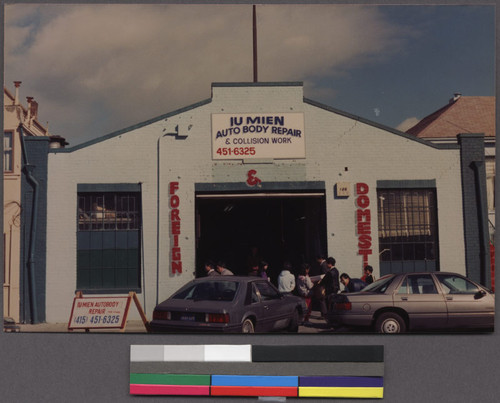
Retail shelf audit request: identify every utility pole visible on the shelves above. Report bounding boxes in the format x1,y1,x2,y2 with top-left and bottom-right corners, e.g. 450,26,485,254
253,5,258,82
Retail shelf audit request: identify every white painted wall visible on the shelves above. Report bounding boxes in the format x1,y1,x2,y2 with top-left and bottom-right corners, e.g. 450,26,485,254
45,84,466,322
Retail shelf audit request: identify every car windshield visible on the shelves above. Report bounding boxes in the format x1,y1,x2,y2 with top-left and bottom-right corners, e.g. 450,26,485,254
360,275,396,293
172,280,239,302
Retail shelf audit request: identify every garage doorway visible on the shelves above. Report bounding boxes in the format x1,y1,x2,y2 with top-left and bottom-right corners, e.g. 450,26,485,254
195,192,327,281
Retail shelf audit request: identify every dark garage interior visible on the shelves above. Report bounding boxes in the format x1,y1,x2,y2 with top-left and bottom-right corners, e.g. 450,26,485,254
195,193,327,281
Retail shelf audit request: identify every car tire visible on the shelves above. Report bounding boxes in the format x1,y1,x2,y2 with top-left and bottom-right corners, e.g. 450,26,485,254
288,309,300,333
375,312,406,334
241,318,255,333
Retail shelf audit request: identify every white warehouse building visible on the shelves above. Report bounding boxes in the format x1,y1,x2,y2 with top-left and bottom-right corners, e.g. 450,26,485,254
21,82,489,323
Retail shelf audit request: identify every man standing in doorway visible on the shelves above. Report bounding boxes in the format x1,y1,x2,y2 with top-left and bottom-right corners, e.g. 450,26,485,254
204,260,219,277
216,261,234,276
316,255,329,275
318,257,340,318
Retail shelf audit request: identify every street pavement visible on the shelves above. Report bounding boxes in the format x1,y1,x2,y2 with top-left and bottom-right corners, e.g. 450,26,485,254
9,311,343,334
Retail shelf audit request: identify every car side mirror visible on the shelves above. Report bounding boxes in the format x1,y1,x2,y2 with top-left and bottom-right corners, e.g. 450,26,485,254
474,290,487,300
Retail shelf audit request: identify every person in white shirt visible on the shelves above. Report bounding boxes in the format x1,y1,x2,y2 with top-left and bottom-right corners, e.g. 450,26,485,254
278,262,295,294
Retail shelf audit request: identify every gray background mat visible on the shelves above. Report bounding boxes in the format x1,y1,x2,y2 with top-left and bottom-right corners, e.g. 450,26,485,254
1,332,499,402
1,1,498,402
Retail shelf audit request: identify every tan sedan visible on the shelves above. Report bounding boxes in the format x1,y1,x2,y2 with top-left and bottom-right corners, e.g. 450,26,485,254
328,272,494,333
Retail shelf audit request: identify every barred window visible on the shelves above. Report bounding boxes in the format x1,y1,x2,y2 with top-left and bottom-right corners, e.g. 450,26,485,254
78,193,140,231
77,191,141,293
377,189,438,271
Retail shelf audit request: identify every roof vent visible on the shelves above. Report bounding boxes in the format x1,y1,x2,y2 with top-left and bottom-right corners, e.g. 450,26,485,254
450,93,462,103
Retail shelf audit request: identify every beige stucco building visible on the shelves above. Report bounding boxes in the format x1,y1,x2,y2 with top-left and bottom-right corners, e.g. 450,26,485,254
3,82,65,322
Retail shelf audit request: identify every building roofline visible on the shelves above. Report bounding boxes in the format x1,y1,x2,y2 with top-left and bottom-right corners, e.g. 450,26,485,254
4,87,50,136
406,95,495,138
212,81,303,88
303,98,460,150
52,83,463,153
4,86,15,102
51,98,212,153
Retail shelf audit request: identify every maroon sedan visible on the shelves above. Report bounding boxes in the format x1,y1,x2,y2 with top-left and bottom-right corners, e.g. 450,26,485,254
150,276,307,333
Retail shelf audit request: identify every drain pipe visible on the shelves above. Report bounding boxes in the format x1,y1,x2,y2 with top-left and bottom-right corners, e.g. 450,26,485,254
139,182,146,311
19,124,39,324
471,161,490,287
156,132,168,306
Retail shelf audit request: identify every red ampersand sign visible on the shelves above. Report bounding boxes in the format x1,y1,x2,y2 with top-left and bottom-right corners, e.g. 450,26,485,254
246,170,262,187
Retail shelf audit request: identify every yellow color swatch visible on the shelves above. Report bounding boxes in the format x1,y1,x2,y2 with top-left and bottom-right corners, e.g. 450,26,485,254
299,387,384,398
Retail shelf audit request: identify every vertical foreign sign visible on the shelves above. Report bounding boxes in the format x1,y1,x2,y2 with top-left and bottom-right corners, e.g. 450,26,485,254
356,183,372,266
170,182,182,274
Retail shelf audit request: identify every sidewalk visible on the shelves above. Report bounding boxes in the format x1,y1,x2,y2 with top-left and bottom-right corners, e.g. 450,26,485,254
12,320,149,333
8,311,335,334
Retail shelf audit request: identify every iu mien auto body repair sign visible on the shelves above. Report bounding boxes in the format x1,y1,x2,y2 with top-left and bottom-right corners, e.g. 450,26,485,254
212,113,305,160
68,295,131,330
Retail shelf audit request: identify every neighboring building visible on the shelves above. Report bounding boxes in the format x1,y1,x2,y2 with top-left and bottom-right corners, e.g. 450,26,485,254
16,82,491,323
406,94,495,290
3,82,67,323
406,94,495,238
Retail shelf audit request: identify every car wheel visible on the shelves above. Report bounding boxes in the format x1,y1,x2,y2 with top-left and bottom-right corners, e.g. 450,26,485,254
241,318,255,333
288,309,300,333
375,312,406,334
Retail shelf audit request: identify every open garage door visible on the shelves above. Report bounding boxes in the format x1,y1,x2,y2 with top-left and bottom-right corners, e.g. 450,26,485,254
195,192,327,281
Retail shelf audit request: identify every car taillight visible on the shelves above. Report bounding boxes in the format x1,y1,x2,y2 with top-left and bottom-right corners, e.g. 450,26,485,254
206,313,230,323
334,302,352,311
153,310,171,320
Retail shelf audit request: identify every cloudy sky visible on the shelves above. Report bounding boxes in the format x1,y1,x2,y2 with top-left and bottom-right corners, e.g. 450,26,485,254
4,3,494,146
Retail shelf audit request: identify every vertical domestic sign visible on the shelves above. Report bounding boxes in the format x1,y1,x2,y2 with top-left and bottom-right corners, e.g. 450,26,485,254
212,113,305,160
356,183,372,266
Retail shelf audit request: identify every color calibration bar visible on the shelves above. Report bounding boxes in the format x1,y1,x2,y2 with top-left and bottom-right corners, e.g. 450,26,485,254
130,345,384,398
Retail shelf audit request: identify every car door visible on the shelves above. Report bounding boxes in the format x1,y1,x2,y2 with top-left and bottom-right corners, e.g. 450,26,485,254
393,274,448,330
254,281,291,331
434,273,494,329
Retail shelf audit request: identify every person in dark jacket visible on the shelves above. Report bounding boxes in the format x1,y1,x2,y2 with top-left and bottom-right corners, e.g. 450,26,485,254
340,273,367,292
318,257,340,318
316,255,329,275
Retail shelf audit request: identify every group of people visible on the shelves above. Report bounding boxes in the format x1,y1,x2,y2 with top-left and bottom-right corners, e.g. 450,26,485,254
203,260,235,276
203,259,270,280
202,253,376,323
277,257,376,322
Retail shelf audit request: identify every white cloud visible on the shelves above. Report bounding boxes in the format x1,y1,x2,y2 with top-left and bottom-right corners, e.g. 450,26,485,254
4,4,410,144
396,117,420,132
